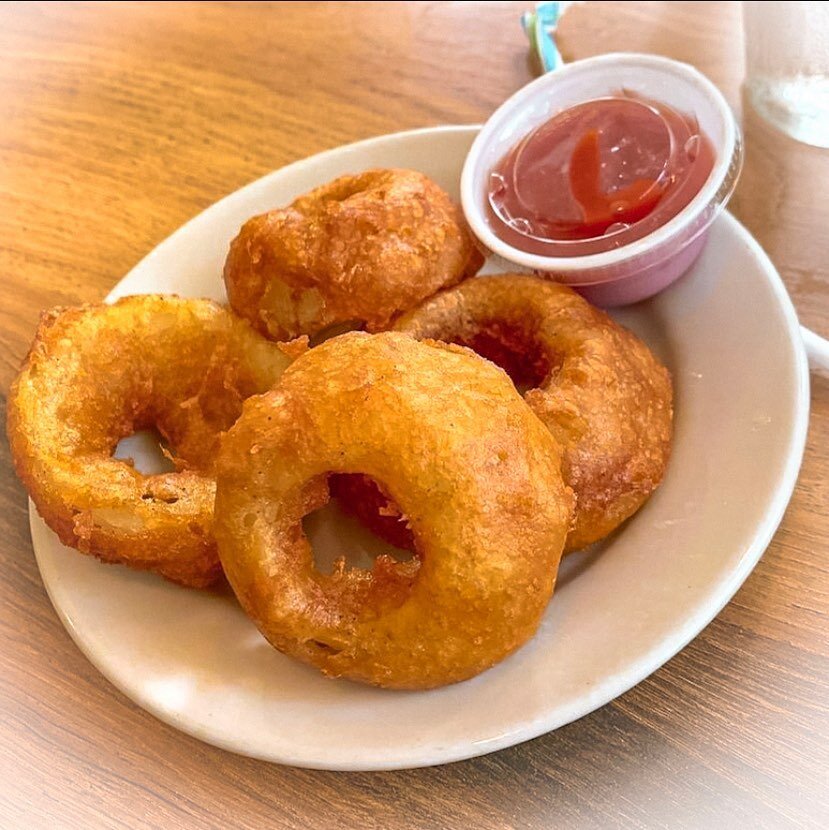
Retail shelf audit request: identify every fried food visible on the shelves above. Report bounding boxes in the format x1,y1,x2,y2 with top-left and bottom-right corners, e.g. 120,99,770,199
7,295,296,587
214,332,573,689
390,275,673,551
223,168,484,341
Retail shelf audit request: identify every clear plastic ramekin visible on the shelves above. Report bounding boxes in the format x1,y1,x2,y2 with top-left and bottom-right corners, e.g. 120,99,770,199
461,53,743,306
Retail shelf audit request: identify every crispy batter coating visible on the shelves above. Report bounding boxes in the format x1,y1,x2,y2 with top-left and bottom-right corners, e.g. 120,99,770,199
392,275,673,551
214,332,573,689
7,295,295,587
223,169,484,341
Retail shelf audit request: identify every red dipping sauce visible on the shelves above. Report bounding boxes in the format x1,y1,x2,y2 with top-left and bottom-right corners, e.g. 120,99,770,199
487,92,715,257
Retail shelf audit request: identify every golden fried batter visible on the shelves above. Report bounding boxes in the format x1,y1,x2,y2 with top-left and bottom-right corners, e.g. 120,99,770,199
393,275,673,551
223,168,483,341
214,332,573,689
7,295,295,587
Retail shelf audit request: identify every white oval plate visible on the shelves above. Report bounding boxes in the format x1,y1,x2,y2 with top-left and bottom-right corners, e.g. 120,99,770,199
31,126,810,771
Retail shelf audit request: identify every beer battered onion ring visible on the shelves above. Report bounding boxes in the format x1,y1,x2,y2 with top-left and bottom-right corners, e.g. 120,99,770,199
7,295,296,587
391,276,673,552
223,168,484,341
214,332,573,689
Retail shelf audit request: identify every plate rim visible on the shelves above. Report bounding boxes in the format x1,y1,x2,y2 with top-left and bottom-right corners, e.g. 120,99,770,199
30,125,811,771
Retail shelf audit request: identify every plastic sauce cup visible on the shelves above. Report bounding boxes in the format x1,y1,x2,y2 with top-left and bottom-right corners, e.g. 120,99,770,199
461,53,743,306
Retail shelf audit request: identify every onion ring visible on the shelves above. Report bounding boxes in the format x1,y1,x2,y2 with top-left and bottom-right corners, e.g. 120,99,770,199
223,168,484,341
214,332,573,689
7,295,296,587
391,275,673,552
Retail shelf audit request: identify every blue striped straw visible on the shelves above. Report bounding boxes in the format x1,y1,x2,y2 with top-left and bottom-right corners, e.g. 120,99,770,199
521,2,565,73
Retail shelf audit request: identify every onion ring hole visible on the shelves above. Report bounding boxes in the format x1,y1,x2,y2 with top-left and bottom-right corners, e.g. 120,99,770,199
450,320,559,394
305,473,418,575
112,428,176,475
112,429,179,503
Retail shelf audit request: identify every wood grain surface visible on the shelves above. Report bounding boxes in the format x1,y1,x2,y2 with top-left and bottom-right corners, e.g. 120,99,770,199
1,2,827,828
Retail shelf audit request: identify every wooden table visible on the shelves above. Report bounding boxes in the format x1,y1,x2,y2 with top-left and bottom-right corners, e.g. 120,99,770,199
1,2,826,827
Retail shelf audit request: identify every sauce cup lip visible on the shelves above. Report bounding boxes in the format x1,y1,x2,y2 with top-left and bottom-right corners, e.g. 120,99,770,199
461,52,739,276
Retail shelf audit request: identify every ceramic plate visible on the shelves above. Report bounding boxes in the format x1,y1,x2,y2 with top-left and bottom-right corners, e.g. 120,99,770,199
30,126,810,771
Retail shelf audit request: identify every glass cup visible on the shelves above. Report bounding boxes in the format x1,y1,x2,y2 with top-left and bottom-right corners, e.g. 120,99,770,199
743,1,829,148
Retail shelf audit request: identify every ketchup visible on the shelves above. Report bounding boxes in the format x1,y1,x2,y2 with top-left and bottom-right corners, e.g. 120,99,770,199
487,92,715,256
